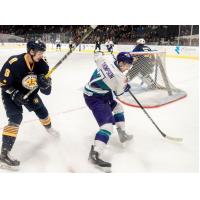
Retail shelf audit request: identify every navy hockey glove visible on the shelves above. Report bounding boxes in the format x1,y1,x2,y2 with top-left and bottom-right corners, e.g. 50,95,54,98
37,74,52,95
124,84,131,92
11,90,29,106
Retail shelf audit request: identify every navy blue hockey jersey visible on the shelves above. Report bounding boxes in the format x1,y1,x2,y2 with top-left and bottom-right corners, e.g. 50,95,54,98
132,44,151,52
0,53,49,94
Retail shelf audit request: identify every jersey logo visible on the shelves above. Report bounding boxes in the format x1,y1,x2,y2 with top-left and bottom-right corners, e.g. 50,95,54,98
4,68,10,77
33,97,40,104
9,57,18,65
102,62,114,79
22,74,38,90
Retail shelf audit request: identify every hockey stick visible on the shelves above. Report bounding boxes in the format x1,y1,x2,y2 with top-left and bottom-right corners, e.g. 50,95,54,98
23,25,97,99
128,90,183,142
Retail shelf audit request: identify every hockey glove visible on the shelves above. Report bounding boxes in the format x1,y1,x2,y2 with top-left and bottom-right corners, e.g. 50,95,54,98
37,74,52,95
124,84,131,92
11,90,29,106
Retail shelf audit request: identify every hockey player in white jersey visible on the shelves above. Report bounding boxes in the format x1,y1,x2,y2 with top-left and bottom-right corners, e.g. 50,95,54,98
105,39,114,54
83,52,133,172
55,39,61,51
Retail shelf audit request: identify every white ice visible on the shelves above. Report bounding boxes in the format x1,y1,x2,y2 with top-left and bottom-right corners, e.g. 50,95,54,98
0,47,198,172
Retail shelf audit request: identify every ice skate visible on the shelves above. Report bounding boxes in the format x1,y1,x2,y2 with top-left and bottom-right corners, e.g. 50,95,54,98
0,149,20,171
45,127,60,137
89,145,111,173
117,127,133,143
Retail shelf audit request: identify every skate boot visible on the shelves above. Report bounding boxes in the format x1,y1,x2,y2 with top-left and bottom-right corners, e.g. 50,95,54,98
89,145,111,173
0,148,20,171
45,127,60,137
117,127,133,143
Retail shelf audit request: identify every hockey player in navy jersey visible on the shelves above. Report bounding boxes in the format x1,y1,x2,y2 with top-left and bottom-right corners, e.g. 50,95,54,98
83,52,133,172
132,38,152,52
94,37,101,52
0,40,58,170
69,39,74,52
131,38,155,87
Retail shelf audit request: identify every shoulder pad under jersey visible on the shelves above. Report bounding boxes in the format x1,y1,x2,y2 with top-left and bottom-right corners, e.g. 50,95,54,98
8,57,18,65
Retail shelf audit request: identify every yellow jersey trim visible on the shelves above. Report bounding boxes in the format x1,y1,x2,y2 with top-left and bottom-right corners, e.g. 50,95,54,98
24,54,35,71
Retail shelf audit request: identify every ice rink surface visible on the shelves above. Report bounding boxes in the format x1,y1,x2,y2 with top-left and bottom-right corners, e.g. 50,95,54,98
0,48,199,172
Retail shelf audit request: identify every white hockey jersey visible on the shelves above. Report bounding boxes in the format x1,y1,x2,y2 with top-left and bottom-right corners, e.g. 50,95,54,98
105,40,114,48
84,53,128,96
55,39,61,44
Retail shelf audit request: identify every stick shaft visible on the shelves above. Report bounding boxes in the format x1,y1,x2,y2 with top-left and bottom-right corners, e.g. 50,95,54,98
128,90,183,142
128,90,166,138
24,26,96,99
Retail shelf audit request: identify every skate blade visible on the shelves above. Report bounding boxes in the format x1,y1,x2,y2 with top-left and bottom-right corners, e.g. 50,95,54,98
88,159,112,173
102,167,112,173
0,162,19,171
51,133,60,138
47,132,60,139
96,165,112,173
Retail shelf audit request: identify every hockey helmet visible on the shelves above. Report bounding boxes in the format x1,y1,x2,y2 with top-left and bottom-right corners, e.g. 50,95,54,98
27,40,46,52
117,52,133,64
136,38,145,45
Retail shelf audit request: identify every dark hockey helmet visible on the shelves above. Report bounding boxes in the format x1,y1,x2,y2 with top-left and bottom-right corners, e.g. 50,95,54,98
27,40,46,52
117,52,133,64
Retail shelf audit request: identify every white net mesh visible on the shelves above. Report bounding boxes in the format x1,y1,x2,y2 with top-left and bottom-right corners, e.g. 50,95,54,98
118,51,187,108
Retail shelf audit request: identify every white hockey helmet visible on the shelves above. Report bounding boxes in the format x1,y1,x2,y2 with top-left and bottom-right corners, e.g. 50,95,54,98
136,38,145,45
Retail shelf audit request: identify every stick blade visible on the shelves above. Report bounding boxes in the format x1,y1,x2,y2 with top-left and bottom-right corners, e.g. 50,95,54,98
165,135,183,142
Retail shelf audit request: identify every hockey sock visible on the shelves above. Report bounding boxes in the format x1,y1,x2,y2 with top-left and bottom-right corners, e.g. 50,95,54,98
114,112,125,130
2,123,19,151
95,129,111,144
39,116,51,128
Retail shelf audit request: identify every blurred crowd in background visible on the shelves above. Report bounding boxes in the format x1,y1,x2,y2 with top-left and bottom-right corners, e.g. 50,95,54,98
0,25,199,46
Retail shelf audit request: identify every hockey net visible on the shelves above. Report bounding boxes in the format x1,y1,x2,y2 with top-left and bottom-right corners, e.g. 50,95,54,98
118,51,187,108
